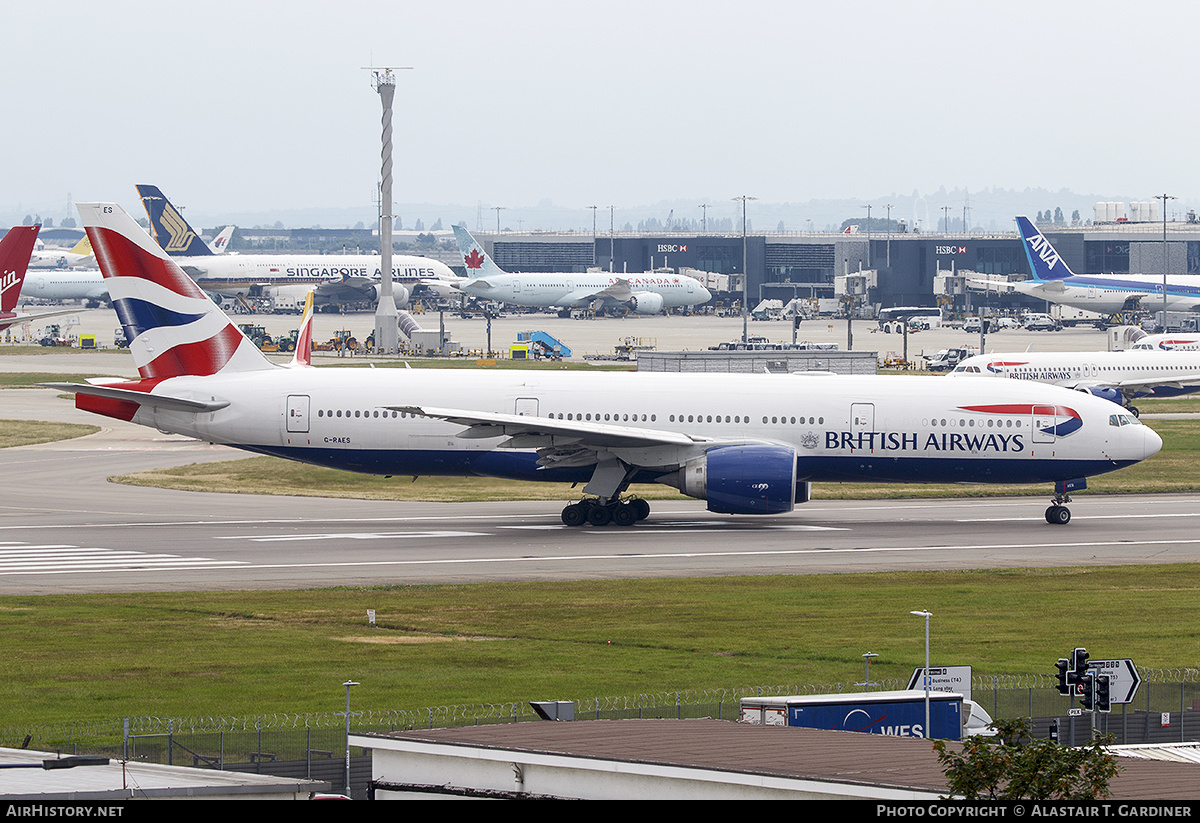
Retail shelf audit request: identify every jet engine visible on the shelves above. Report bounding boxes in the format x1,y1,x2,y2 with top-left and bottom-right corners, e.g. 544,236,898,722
1080,385,1124,406
370,282,411,307
628,292,664,314
671,445,802,515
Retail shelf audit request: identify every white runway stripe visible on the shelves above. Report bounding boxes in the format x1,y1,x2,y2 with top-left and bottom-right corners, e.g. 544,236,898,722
0,544,245,575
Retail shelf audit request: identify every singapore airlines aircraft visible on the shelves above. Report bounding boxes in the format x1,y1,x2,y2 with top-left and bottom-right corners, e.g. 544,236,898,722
949,349,1200,416
966,215,1200,316
136,185,459,309
452,225,711,314
0,226,87,331
49,203,1162,527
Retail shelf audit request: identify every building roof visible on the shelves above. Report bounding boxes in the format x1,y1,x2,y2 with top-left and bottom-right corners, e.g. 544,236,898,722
0,747,328,801
357,718,1200,800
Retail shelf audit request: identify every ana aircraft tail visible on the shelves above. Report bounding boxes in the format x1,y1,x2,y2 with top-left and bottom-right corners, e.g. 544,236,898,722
0,226,40,313
136,184,214,256
78,202,274,380
452,224,506,279
1016,215,1077,282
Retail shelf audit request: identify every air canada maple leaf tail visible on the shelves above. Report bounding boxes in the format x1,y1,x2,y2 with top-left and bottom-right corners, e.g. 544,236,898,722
452,224,506,278
1015,215,1077,282
78,202,273,380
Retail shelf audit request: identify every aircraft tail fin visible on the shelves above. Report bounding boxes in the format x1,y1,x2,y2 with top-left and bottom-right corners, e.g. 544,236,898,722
69,235,92,256
288,289,316,368
452,224,506,277
136,184,214,256
78,202,274,380
0,226,40,312
209,226,235,254
1015,215,1076,282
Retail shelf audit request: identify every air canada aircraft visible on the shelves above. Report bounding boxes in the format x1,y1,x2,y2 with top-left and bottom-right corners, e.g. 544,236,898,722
452,225,711,315
966,215,1200,316
48,203,1163,527
949,348,1200,416
0,226,89,331
136,185,459,310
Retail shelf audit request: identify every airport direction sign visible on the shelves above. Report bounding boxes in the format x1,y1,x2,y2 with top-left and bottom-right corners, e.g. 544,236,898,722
1088,658,1141,704
907,666,972,700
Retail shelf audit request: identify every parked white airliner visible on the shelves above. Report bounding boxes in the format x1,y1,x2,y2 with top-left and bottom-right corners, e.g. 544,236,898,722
452,225,710,314
49,203,1161,527
966,216,1200,316
949,349,1200,416
137,185,460,310
19,268,108,306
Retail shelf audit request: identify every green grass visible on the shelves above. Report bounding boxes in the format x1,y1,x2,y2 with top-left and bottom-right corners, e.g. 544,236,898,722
2,566,1198,728
0,419,99,448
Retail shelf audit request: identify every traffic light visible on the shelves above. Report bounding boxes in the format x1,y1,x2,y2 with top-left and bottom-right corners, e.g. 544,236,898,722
1055,658,1072,695
1096,674,1112,713
1080,671,1096,711
1071,647,1089,680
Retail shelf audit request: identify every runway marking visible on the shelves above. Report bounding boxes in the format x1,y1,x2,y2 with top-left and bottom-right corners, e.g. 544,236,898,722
0,544,245,575
215,531,488,542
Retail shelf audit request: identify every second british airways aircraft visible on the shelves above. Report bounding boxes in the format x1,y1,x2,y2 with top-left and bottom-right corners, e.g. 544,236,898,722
48,203,1161,527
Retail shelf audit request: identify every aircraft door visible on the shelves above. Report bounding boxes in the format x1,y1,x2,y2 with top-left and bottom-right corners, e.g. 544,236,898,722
515,397,538,416
286,395,310,433
851,403,875,434
1031,404,1056,444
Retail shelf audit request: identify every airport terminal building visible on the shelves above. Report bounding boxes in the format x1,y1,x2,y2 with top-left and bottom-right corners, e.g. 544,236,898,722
474,215,1200,315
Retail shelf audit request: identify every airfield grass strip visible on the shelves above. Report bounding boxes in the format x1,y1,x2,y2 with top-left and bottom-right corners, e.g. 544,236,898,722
1,566,1198,728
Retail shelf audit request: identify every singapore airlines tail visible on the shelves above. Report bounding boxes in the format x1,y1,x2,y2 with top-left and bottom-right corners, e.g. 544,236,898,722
452,224,507,279
136,184,216,256
1016,215,1077,282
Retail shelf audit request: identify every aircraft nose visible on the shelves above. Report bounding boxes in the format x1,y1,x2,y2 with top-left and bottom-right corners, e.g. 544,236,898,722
1142,424,1163,460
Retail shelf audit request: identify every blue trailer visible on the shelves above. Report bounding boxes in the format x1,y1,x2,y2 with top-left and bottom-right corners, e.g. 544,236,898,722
739,690,965,740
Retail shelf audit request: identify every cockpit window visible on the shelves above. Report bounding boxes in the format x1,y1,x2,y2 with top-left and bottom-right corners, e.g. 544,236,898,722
1109,414,1140,427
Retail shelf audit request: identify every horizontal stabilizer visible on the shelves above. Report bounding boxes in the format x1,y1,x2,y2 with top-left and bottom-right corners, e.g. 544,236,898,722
42,382,230,413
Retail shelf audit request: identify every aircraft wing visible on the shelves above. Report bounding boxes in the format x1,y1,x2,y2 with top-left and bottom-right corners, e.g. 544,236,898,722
559,278,635,306
1073,374,1200,399
386,403,738,470
0,306,85,332
41,381,231,414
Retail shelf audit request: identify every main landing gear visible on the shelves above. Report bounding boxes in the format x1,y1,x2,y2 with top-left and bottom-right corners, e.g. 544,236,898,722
561,497,651,527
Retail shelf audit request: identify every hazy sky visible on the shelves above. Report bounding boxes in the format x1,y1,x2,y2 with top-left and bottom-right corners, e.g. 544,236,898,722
3,0,1197,229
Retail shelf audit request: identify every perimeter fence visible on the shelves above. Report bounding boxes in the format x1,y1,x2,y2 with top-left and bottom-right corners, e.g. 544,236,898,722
5,670,1199,797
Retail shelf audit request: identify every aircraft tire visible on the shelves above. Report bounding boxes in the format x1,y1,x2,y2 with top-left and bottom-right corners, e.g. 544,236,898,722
561,503,587,528
631,499,651,521
1045,505,1071,525
612,503,638,527
586,505,612,527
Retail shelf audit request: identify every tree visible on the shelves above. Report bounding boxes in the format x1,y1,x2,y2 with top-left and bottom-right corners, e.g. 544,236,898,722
932,718,1120,800
1054,207,1065,224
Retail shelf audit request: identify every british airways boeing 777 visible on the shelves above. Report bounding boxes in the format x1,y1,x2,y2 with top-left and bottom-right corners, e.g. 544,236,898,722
48,204,1161,527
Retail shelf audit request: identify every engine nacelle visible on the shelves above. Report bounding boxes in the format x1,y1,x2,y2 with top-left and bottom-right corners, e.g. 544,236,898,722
628,292,664,314
1080,385,1124,406
677,445,800,515
370,282,411,307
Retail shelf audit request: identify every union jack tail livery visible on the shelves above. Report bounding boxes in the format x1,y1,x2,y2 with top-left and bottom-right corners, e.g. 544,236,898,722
79,202,273,381
0,226,40,313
